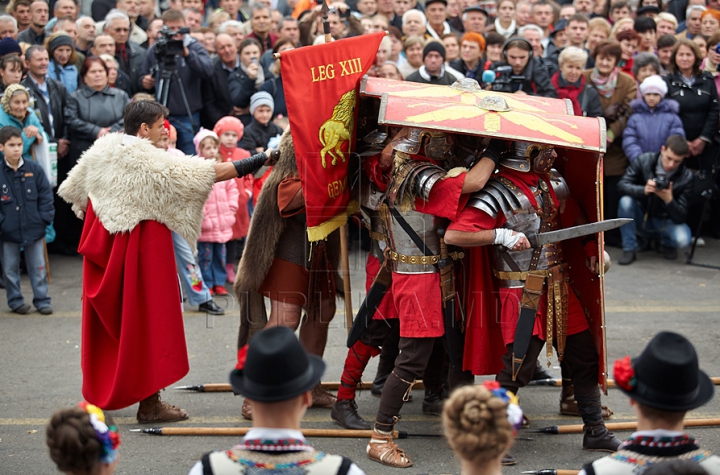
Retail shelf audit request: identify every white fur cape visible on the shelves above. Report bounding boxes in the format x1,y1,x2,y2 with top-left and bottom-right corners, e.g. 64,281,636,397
58,134,216,249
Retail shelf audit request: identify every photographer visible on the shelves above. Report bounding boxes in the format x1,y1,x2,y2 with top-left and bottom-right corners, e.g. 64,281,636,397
617,135,694,265
139,9,213,155
488,37,558,97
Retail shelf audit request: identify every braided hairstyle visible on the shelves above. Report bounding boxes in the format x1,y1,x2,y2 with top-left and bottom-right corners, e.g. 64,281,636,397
442,385,514,465
46,407,114,474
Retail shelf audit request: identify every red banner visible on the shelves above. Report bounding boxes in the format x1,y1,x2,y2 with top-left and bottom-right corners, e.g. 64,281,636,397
280,32,384,241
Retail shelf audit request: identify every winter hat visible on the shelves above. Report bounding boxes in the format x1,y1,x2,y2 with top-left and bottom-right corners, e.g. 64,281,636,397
48,33,74,55
213,116,245,140
1,83,30,116
0,37,21,58
250,91,274,116
640,75,668,96
423,41,446,61
193,128,219,155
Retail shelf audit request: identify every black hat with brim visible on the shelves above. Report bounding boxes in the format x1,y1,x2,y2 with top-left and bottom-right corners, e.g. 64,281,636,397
616,332,714,412
230,326,326,403
463,5,488,17
426,0,448,6
637,5,660,16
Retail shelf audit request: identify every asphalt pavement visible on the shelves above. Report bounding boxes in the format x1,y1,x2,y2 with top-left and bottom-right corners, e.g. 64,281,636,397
1,241,720,475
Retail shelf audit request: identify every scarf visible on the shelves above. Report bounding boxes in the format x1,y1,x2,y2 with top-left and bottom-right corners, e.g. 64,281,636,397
115,43,127,64
590,67,619,98
494,18,516,39
240,61,265,89
551,72,585,116
1,83,30,116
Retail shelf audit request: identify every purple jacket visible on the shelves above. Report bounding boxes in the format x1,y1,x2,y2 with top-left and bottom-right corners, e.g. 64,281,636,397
622,98,685,162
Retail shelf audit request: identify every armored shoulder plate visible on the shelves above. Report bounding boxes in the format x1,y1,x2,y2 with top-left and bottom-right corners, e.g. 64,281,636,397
386,152,446,206
548,169,570,202
467,177,533,219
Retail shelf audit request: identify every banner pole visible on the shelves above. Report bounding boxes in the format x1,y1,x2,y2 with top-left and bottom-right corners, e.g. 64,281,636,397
340,224,353,335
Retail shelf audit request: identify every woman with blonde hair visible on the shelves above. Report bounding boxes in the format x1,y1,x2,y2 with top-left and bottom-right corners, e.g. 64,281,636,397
610,17,634,40
443,381,523,472
398,35,425,78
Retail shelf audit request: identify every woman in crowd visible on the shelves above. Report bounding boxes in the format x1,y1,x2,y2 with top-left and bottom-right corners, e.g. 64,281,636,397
655,12,678,36
99,53,132,96
398,36,424,78
236,38,264,125
610,17,634,39
665,38,719,171
584,41,637,245
693,35,708,57
552,47,603,117
701,9,720,37
442,33,461,62
702,32,720,93
57,57,129,254
485,0,517,39
632,52,662,97
442,382,522,475
587,17,612,54
47,403,121,475
617,29,640,76
0,54,23,94
483,33,506,68
0,84,46,159
260,38,296,119
45,32,79,94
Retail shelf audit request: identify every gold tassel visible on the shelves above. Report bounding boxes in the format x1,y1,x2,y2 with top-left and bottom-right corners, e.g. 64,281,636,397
546,278,554,366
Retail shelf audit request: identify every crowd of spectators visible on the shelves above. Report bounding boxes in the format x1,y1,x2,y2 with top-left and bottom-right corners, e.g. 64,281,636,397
0,0,716,312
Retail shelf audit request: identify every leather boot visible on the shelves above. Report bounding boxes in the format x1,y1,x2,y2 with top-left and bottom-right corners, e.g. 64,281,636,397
583,422,621,452
241,398,252,420
532,360,554,381
367,417,412,468
331,399,370,430
311,385,337,408
559,384,613,419
421,391,446,416
137,391,189,423
501,453,517,466
371,346,398,397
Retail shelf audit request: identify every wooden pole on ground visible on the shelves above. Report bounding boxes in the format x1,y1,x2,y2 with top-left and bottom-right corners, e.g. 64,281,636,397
175,381,427,392
340,225,353,335
529,377,720,388
130,427,440,438
532,418,720,434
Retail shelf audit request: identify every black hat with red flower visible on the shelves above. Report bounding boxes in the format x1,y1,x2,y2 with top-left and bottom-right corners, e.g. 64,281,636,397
230,326,325,402
613,332,714,411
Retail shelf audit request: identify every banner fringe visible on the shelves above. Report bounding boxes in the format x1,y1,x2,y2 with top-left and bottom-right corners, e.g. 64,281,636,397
307,200,360,242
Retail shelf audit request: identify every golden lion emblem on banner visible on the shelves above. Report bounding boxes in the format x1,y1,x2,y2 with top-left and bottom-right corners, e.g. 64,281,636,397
318,89,356,168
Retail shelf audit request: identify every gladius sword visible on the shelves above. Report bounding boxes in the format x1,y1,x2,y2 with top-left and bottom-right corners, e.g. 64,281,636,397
525,218,632,248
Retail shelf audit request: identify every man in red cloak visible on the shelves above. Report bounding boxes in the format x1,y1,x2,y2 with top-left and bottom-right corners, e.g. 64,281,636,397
58,101,274,423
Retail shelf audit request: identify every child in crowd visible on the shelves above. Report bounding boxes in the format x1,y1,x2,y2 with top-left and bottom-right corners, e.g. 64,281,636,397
213,116,252,284
194,129,238,296
239,92,284,204
160,120,184,158
47,402,121,475
623,75,685,162
0,55,23,92
0,126,54,314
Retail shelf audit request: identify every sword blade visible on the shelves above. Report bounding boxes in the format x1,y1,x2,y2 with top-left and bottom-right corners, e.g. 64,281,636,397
533,219,632,247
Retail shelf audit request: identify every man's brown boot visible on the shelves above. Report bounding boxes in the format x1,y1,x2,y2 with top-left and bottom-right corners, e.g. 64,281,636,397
560,384,613,419
367,425,412,468
311,384,337,408
137,391,189,423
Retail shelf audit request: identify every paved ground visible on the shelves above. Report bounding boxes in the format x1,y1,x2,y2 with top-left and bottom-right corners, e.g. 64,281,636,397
1,240,720,474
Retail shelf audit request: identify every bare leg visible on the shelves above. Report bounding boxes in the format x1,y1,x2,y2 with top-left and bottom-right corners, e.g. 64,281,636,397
267,299,303,331
299,297,336,357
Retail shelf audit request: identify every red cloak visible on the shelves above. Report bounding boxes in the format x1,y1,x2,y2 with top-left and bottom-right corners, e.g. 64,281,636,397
78,201,189,410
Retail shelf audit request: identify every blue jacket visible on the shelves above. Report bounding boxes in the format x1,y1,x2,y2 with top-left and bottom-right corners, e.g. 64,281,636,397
0,107,47,160
0,158,54,245
622,98,685,162
47,60,79,94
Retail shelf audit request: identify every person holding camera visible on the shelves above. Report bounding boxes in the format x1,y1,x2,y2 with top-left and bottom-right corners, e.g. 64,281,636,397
617,135,694,265
488,37,558,97
139,9,213,155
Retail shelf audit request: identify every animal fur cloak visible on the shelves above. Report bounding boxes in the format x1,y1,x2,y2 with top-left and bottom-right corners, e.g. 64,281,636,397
58,134,216,410
234,129,342,348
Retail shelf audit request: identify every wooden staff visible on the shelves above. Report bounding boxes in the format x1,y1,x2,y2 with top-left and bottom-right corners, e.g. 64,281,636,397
175,381,427,392
532,418,720,434
522,470,579,475
529,377,720,388
130,427,440,438
340,225,353,335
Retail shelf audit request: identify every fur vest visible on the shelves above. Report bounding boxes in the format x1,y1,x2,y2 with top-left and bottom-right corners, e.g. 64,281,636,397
57,133,216,250
234,129,342,347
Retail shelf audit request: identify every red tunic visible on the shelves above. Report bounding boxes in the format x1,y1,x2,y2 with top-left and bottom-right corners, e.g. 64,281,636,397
365,254,397,320
448,171,588,375
78,201,189,410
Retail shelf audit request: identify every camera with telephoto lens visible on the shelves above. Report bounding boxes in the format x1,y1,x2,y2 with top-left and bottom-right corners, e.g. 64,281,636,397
654,176,670,190
154,26,190,66
490,65,526,93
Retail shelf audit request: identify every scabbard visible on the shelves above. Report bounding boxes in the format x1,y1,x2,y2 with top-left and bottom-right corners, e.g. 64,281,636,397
511,273,546,380
347,263,392,348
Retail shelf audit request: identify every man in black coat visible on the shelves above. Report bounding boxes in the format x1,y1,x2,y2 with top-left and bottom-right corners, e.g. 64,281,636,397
22,46,70,159
200,33,259,129
617,135,694,265
104,10,146,95
406,42,457,85
489,37,558,97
